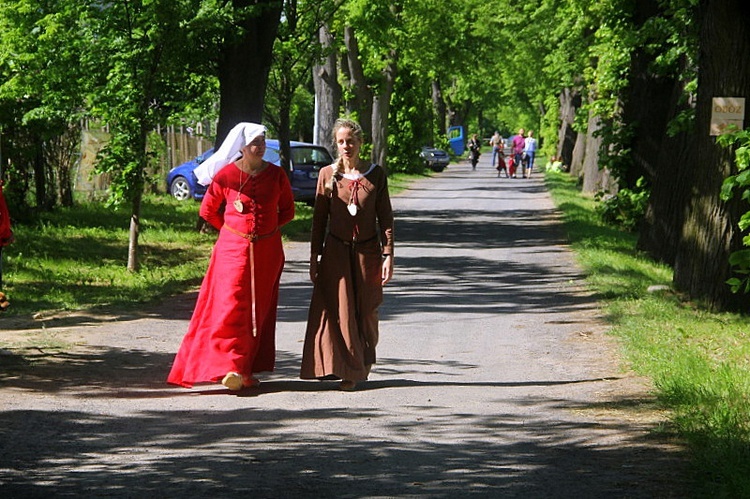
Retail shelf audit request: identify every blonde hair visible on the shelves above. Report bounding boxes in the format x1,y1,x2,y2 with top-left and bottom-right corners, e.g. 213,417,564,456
325,118,364,194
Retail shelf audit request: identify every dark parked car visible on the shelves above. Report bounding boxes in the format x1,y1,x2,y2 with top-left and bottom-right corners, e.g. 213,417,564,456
263,139,333,203
166,139,333,203
419,146,450,172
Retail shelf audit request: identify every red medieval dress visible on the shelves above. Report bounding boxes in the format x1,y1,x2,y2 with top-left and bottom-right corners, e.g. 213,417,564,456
0,180,13,293
167,161,294,388
0,181,11,247
300,164,394,383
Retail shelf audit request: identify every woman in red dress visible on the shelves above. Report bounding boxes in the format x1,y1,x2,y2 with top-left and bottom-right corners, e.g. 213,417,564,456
168,123,295,391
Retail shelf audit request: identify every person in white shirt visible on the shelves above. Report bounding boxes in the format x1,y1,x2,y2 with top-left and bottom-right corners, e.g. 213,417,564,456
488,131,504,168
523,130,538,178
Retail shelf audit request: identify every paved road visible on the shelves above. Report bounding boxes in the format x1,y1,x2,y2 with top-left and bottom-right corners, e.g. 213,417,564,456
1,156,687,497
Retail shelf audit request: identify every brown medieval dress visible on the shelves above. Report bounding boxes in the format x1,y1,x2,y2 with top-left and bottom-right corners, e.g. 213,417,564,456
300,163,394,383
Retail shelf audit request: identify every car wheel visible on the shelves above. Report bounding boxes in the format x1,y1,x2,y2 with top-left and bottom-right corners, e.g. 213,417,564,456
430,164,446,172
170,176,192,201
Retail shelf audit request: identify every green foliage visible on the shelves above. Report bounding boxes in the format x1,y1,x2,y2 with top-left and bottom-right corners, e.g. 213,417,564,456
0,0,93,210
595,176,649,231
719,128,750,294
388,71,435,174
86,0,204,206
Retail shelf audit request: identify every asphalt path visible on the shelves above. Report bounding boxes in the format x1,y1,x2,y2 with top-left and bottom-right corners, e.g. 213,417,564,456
1,154,688,497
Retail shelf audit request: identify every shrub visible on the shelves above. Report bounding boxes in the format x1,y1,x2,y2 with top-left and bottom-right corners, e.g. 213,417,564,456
595,176,649,231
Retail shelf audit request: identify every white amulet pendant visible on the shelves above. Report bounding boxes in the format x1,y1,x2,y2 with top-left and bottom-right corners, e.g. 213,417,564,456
233,199,244,213
347,203,358,216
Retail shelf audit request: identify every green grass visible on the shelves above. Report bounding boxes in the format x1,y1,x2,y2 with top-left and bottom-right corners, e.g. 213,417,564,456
546,171,750,497
389,172,427,194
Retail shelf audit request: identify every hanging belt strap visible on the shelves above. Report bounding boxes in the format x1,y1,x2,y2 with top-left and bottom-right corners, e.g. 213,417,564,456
222,224,279,337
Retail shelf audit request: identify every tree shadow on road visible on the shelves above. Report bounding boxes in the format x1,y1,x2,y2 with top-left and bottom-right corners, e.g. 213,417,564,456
0,384,690,498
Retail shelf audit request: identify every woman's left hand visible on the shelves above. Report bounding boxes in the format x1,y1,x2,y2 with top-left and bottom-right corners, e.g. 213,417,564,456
381,255,393,285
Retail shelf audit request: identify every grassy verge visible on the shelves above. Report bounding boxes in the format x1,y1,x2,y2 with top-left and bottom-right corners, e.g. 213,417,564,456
545,171,750,497
0,195,317,316
389,171,427,194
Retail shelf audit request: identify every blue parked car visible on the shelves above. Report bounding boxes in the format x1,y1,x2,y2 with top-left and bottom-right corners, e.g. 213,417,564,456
166,139,333,203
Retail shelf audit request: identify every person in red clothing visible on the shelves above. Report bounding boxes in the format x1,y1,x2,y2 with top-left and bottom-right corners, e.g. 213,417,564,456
0,180,11,248
168,122,295,391
511,128,526,178
0,179,13,310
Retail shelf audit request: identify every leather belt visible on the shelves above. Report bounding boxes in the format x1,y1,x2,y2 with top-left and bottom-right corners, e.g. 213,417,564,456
328,232,378,246
223,225,278,242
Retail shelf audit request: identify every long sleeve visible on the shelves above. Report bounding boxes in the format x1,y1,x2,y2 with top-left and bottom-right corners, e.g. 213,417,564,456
310,168,332,258
199,178,226,230
376,170,394,256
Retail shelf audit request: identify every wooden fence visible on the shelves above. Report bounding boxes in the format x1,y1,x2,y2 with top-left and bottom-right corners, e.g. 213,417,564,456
74,123,214,198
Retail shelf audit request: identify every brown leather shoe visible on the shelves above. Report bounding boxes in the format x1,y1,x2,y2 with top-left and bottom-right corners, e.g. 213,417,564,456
339,380,357,391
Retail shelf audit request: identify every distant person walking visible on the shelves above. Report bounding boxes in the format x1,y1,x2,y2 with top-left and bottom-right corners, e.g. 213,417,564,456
489,131,504,168
524,130,538,177
511,129,526,178
300,118,395,391
468,133,482,170
496,150,509,178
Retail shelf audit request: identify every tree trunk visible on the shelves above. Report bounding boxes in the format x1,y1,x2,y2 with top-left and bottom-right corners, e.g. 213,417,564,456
33,141,55,211
277,86,293,175
580,107,605,193
557,88,580,169
127,122,150,273
215,0,283,145
620,0,671,189
312,22,341,155
673,0,750,310
569,126,586,178
371,52,397,170
342,26,373,142
625,0,693,264
637,67,696,265
448,100,472,129
127,190,142,272
431,79,447,137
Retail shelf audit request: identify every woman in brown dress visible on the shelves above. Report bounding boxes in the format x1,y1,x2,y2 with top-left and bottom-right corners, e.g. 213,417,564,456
300,118,394,391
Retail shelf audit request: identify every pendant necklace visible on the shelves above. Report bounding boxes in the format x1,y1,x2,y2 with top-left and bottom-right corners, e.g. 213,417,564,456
234,167,252,213
347,177,363,216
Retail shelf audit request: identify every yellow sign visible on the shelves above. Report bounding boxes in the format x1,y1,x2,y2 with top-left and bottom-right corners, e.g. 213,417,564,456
710,97,745,135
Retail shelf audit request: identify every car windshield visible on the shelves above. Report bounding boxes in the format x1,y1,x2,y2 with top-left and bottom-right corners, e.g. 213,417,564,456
291,147,331,166
263,148,281,165
266,146,331,166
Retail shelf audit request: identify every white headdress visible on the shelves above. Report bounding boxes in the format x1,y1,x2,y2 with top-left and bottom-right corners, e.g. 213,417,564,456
193,122,266,186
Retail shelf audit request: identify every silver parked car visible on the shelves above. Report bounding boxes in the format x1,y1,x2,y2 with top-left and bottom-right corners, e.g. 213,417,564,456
419,146,450,172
